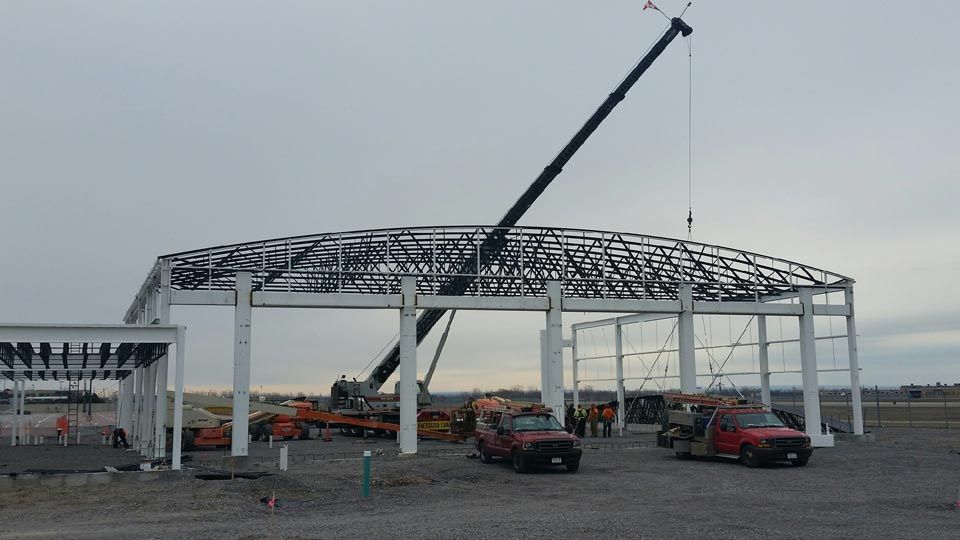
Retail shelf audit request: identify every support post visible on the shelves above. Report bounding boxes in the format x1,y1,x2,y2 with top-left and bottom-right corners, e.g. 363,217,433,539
119,375,134,440
678,283,696,393
132,365,143,447
545,281,565,422
398,276,418,455
799,288,830,446
844,287,864,435
757,316,771,408
539,330,550,406
140,363,156,455
153,265,172,459
615,321,625,435
10,381,19,446
232,271,253,457
571,330,579,408
172,326,185,470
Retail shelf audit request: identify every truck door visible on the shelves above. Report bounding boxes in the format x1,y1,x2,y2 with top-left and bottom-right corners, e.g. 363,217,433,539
714,413,739,454
494,415,513,456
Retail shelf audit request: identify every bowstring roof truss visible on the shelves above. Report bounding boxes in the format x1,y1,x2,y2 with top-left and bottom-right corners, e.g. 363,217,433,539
126,226,852,319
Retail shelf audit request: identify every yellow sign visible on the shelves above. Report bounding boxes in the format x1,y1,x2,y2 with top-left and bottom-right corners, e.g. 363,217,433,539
417,421,451,431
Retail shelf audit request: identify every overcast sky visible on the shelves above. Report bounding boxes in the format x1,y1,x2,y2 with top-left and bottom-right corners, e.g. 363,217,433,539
2,1,958,395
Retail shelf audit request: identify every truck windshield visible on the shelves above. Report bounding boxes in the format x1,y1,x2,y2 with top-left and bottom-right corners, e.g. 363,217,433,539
735,412,785,428
513,415,564,432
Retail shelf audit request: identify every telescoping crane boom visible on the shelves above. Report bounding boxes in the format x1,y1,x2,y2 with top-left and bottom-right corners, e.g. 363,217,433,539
332,17,693,415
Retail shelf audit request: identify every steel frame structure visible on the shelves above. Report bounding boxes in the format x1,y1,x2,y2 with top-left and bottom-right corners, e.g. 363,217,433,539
0,323,188,470
570,288,865,446
124,225,859,454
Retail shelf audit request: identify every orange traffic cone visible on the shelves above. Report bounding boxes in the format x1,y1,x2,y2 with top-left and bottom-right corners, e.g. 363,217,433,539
323,422,332,442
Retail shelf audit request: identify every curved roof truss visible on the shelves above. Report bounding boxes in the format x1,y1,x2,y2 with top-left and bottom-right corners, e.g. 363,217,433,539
141,226,851,308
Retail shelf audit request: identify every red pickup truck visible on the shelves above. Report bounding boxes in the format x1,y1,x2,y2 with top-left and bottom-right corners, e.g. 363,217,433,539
659,407,813,467
475,411,582,473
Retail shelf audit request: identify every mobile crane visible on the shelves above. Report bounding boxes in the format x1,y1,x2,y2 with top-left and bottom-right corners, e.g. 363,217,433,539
331,17,693,423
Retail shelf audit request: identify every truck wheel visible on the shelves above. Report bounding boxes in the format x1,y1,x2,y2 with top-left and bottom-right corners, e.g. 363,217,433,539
283,436,294,441
566,460,580,473
511,451,528,474
299,427,311,440
263,424,274,441
791,457,809,467
249,424,262,442
740,445,760,468
479,444,493,464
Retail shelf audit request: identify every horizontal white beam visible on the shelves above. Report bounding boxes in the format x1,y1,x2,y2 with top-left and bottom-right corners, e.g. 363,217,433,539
417,295,550,311
0,324,180,344
812,304,851,317
573,313,675,331
170,289,236,306
563,298,682,314
692,302,802,316
252,292,403,309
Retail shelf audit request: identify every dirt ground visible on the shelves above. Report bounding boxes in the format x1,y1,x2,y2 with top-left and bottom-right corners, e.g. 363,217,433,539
1,428,958,539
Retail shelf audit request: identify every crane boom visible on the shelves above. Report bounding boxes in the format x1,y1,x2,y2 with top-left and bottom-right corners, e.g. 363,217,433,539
335,17,693,404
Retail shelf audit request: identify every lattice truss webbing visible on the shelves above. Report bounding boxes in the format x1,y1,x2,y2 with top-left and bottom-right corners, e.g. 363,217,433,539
162,226,850,301
0,341,166,380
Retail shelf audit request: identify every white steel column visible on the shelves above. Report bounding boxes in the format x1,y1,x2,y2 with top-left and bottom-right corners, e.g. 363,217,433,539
571,331,579,408
757,316,771,408
398,276,418,455
798,288,828,444
132,366,143,448
539,330,550,406
153,265,172,459
545,281,565,422
845,287,864,435
172,326,186,470
614,321,625,435
119,375,134,438
10,381,19,445
678,283,697,393
232,271,253,456
140,363,157,455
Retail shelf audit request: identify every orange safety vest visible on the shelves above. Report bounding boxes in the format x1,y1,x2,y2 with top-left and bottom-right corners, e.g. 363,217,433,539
602,408,615,421
56,415,68,433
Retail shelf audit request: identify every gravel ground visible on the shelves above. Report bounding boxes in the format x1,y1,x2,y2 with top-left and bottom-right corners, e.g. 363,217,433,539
1,428,958,539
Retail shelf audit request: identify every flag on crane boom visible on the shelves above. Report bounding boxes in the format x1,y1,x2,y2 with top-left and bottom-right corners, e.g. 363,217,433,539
643,0,660,10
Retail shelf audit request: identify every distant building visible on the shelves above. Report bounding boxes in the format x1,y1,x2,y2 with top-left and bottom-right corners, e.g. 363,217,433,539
900,383,960,399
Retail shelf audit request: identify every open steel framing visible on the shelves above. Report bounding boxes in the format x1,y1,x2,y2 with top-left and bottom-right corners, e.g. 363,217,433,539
124,225,860,455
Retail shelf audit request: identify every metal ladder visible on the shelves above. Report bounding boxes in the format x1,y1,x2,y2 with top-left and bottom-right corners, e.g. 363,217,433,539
67,379,80,445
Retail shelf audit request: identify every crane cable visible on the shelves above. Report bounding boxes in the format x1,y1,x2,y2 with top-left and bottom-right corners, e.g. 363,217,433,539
686,33,694,241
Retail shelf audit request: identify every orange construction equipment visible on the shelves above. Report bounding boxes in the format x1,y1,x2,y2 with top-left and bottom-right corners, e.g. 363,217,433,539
295,409,465,442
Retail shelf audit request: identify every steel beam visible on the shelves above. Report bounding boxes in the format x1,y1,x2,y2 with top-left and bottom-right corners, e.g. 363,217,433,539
812,304,851,317
678,284,696,393
757,316,771,408
845,287,864,435
615,321,625,435
398,276,418,455
545,282,564,423
153,265,171,459
231,272,253,456
170,289,236,306
252,292,402,309
172,326,185,470
0,325,179,345
798,288,829,445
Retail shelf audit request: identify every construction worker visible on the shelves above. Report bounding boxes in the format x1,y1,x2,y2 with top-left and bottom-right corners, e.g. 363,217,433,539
573,404,588,438
588,404,599,437
601,404,615,438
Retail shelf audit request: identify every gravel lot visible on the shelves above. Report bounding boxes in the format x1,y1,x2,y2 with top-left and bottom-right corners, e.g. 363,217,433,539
1,428,958,539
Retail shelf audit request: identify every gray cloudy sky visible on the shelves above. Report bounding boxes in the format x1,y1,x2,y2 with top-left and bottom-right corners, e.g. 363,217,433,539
2,1,958,395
